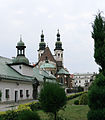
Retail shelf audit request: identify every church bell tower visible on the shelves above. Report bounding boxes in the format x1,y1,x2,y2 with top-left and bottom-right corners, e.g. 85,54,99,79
38,30,46,61
54,30,64,69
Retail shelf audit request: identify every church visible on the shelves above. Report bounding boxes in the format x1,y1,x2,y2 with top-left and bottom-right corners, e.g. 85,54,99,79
0,31,72,103
36,30,72,88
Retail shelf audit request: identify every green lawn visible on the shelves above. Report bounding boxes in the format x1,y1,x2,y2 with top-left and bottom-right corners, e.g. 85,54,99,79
37,97,89,120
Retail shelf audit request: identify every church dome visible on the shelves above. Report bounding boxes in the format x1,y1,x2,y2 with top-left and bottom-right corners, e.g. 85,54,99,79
13,56,29,64
40,63,55,69
17,40,25,47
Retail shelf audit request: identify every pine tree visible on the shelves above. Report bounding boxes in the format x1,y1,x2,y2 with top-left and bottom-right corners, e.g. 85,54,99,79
92,12,105,73
88,12,105,120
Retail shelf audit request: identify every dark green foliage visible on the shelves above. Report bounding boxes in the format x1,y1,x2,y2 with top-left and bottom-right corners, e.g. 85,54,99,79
67,91,87,100
88,73,105,120
92,12,105,73
1,110,18,120
88,109,105,120
0,116,3,120
29,102,41,111
74,100,79,105
79,93,88,105
77,86,84,92
88,12,105,120
88,73,105,109
17,110,40,120
39,82,67,120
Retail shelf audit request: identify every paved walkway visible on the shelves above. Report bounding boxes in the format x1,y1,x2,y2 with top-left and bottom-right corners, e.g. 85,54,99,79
0,100,37,111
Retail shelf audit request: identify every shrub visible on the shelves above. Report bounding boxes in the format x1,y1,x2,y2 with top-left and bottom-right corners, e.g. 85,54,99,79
17,110,40,120
17,104,31,112
88,109,105,120
39,82,67,120
29,102,41,111
88,73,105,120
77,86,84,92
79,93,88,105
74,100,79,105
1,110,18,120
67,91,87,100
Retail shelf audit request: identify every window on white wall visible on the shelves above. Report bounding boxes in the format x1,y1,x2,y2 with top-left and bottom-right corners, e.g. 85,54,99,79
26,90,29,97
5,89,9,99
20,90,23,98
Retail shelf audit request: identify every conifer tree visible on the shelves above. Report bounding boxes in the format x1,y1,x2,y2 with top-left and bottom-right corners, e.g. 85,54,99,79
88,12,105,120
92,12,105,73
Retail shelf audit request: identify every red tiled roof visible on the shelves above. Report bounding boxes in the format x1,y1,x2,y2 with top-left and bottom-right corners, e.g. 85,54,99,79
39,47,56,63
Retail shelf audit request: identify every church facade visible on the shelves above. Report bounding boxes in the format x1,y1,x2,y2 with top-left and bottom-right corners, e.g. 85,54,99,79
36,30,72,88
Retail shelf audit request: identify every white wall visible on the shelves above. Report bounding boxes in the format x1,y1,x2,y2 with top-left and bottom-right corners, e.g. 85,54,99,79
11,64,33,76
54,50,63,62
0,80,33,102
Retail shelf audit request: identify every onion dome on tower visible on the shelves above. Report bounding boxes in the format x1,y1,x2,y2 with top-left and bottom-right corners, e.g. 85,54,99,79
38,30,46,51
54,29,63,51
12,35,29,65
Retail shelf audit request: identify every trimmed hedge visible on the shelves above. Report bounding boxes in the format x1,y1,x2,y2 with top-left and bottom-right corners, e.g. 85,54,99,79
67,91,87,100
74,100,79,105
0,101,41,119
79,93,88,105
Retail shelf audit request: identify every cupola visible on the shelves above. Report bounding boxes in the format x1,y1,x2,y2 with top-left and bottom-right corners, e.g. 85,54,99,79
13,35,29,65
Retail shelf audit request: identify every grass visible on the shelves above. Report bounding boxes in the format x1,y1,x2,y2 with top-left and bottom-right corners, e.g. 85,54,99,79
37,97,89,120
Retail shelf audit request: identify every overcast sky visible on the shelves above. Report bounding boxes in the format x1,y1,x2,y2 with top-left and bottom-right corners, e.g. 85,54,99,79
0,0,104,73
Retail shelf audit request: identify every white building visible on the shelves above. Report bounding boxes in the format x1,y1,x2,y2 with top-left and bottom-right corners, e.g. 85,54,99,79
72,73,96,88
0,37,56,103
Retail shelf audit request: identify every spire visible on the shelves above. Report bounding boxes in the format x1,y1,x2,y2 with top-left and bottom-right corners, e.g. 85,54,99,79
54,29,63,51
57,29,60,41
41,30,44,42
20,34,22,42
38,30,46,51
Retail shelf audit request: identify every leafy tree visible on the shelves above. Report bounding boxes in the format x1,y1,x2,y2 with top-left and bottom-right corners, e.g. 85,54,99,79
92,12,105,73
39,82,67,120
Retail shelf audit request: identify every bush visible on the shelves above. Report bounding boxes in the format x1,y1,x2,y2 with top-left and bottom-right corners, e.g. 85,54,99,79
88,73,105,120
67,91,87,100
17,110,40,120
88,109,105,120
29,102,41,111
74,100,79,105
1,110,18,120
79,93,88,105
39,82,67,120
77,86,84,92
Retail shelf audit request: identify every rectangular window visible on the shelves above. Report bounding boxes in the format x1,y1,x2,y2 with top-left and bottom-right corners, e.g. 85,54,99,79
20,90,23,98
5,89,9,99
26,90,29,97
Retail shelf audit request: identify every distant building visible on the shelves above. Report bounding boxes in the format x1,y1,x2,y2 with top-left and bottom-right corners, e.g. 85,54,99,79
72,72,96,90
36,30,72,88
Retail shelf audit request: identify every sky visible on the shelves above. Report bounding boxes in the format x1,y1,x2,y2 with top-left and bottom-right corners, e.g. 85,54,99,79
0,0,104,74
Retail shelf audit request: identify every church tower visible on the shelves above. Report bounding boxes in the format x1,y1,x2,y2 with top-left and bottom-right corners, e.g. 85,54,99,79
54,30,64,69
12,35,29,65
38,30,46,61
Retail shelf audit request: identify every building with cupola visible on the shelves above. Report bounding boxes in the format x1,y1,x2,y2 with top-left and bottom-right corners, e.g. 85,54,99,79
0,36,56,103
36,30,72,88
